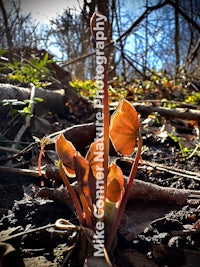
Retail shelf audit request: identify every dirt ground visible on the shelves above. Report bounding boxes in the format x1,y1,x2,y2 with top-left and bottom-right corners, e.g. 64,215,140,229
0,47,200,266
0,118,200,267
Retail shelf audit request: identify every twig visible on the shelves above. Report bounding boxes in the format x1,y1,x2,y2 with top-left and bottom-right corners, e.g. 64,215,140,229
11,84,35,151
170,228,200,238
0,165,46,179
0,145,21,153
118,158,200,182
142,160,200,181
0,223,54,242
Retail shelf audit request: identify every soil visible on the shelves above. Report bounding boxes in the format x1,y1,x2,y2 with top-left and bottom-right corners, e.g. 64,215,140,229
1,96,200,266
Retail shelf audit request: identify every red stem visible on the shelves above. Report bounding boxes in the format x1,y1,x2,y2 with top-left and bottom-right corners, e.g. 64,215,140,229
90,12,109,213
79,191,94,229
38,145,44,176
103,65,109,207
59,160,85,226
106,133,142,250
38,145,45,186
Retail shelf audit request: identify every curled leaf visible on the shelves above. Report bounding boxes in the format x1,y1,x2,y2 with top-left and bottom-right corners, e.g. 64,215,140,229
56,134,76,177
85,138,104,180
107,162,124,203
74,153,94,228
74,153,90,198
110,99,140,156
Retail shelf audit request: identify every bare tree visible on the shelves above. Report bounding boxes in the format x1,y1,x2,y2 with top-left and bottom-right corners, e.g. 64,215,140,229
45,8,92,79
112,0,200,81
1,0,199,84
174,0,180,79
0,0,13,62
0,0,44,55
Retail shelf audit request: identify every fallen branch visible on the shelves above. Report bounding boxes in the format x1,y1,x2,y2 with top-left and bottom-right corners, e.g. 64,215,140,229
0,165,46,179
0,83,94,119
117,158,200,182
134,104,200,121
0,164,197,206
129,179,191,205
170,228,200,238
111,103,200,122
142,160,200,181
0,83,65,115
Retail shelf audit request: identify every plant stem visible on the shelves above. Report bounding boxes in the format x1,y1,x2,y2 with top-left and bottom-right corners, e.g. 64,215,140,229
59,160,85,226
106,133,142,250
103,62,109,207
38,145,44,177
90,11,109,212
79,191,94,229
38,145,45,186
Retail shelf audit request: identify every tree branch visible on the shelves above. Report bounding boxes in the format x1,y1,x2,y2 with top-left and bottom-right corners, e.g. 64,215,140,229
167,0,200,33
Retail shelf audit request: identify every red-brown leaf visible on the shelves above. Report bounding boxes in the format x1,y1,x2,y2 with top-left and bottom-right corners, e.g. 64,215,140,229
73,152,90,197
85,138,104,180
107,162,124,203
55,134,76,177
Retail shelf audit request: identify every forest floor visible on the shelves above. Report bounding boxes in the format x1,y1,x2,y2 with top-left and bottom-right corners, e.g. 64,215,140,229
0,82,200,267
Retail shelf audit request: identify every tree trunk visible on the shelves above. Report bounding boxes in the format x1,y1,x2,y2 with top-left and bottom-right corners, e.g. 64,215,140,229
174,0,180,79
0,0,13,62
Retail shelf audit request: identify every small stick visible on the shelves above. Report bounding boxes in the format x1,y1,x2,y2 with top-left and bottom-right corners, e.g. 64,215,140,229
0,223,54,243
11,84,36,150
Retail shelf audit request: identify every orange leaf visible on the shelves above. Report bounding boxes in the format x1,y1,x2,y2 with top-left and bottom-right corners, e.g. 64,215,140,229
107,163,124,203
55,134,76,177
74,153,94,228
85,138,104,180
110,99,140,156
74,153,90,197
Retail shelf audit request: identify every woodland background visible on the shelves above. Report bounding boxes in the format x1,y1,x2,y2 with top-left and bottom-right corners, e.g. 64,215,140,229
0,1,200,266
1,0,200,85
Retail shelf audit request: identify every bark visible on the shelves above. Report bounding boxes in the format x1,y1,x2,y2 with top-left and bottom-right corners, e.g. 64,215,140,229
129,179,190,205
0,83,94,120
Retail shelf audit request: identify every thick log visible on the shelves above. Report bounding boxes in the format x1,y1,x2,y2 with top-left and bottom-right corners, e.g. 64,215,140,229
0,83,65,115
0,83,94,120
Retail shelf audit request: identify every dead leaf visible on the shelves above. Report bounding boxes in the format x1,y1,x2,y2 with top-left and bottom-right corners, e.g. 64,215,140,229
120,199,180,241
